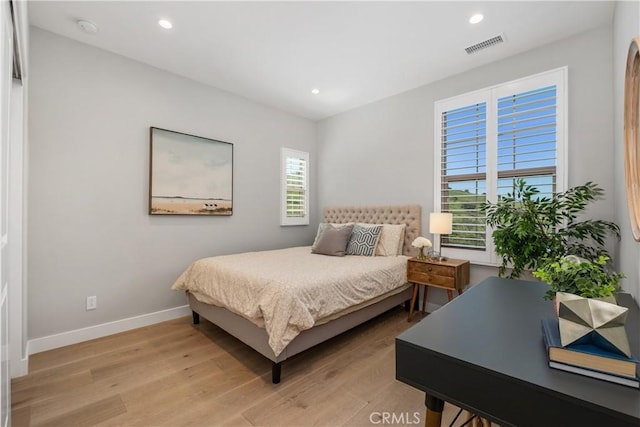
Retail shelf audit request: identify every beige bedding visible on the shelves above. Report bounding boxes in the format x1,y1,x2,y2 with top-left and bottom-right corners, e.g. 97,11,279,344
171,246,409,356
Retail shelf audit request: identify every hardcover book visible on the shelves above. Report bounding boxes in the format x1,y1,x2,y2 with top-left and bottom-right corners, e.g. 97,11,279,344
548,360,639,389
541,317,639,379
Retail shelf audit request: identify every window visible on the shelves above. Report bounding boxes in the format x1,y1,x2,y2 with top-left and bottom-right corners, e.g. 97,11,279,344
434,67,567,264
280,148,309,226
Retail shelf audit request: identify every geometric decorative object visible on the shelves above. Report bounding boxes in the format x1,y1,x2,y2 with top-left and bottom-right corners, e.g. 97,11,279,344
557,292,631,358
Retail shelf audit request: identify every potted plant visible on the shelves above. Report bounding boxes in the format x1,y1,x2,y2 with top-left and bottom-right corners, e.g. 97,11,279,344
482,179,620,278
532,255,624,301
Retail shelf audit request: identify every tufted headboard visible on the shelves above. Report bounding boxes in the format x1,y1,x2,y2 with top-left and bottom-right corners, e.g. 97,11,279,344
323,205,421,257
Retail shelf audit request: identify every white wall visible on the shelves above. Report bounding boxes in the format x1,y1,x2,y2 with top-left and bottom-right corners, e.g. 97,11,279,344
318,25,615,305
27,28,317,342
614,0,640,302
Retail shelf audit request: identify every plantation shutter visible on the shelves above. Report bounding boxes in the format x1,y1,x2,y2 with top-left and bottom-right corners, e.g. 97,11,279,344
285,155,306,218
280,148,309,226
496,85,557,199
435,67,566,264
440,102,487,250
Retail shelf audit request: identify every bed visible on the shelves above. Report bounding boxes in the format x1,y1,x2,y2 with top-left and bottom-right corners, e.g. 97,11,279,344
171,204,421,383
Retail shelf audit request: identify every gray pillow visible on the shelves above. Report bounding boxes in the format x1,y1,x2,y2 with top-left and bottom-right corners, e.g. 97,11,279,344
311,222,353,250
311,223,330,250
311,224,354,256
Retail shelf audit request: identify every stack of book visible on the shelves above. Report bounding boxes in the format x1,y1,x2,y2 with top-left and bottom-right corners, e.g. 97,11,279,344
541,317,640,388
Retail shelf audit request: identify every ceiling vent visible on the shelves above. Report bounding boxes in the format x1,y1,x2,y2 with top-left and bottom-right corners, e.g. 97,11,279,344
465,34,505,55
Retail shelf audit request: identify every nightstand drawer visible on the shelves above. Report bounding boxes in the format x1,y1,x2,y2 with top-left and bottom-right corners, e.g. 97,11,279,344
408,262,454,277
409,271,456,288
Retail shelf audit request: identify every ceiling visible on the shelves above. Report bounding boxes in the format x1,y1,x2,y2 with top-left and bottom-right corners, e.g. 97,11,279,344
28,1,615,121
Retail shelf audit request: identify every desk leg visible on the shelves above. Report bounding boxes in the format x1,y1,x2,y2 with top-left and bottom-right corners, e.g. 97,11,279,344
425,393,444,427
447,290,454,301
408,284,419,321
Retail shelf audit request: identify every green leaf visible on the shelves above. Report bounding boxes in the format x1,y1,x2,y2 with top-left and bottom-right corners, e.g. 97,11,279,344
484,180,622,281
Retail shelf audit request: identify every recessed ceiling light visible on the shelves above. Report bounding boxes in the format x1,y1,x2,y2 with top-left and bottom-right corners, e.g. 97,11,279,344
76,19,98,34
469,14,484,24
311,88,320,95
158,19,173,29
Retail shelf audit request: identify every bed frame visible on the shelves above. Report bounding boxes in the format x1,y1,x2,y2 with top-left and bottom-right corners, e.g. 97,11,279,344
188,204,421,383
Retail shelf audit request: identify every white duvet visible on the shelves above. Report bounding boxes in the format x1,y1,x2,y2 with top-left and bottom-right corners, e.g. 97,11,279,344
171,246,409,356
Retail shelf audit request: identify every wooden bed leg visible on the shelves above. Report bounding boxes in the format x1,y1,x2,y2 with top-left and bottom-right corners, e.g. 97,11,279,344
272,362,282,384
404,299,412,312
192,311,200,325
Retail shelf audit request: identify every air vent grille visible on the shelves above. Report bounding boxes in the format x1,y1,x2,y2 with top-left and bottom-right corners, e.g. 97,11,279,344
465,34,505,55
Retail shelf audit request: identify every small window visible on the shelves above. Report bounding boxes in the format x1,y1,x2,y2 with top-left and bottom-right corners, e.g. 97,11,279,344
281,148,309,226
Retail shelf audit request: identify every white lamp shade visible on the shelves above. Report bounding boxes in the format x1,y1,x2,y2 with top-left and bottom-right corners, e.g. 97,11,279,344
429,212,453,235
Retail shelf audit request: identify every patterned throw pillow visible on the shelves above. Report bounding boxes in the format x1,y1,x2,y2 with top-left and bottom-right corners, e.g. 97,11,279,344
357,223,407,256
346,224,383,256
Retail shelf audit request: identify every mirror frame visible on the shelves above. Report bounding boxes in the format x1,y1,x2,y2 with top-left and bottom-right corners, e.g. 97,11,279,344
624,37,640,241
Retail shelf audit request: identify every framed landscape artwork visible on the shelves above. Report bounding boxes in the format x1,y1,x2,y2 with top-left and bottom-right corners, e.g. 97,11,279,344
149,127,233,215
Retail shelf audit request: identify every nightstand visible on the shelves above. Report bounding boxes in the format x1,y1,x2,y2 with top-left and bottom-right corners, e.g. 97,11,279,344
407,257,470,321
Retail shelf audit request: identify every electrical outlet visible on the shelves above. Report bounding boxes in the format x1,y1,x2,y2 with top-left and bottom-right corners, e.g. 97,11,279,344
86,295,97,311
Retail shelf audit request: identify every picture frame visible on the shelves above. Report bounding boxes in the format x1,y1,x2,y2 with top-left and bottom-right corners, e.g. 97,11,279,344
149,127,233,215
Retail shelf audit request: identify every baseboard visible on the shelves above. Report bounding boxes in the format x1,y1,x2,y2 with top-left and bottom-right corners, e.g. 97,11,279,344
27,305,191,355
425,301,443,314
10,356,28,378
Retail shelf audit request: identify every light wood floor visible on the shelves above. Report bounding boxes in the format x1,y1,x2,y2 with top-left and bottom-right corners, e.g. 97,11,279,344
11,307,480,426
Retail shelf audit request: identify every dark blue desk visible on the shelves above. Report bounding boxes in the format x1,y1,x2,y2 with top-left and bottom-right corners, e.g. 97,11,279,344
396,277,640,427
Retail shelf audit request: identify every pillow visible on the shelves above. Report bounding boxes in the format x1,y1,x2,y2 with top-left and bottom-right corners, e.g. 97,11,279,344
378,224,407,256
311,224,354,256
346,224,383,256
357,223,406,256
311,222,353,250
395,225,407,255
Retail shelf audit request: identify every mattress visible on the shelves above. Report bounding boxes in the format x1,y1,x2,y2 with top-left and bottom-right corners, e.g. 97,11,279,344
171,246,409,355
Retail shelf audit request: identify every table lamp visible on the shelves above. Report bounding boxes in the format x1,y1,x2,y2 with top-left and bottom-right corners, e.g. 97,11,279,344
429,212,453,261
